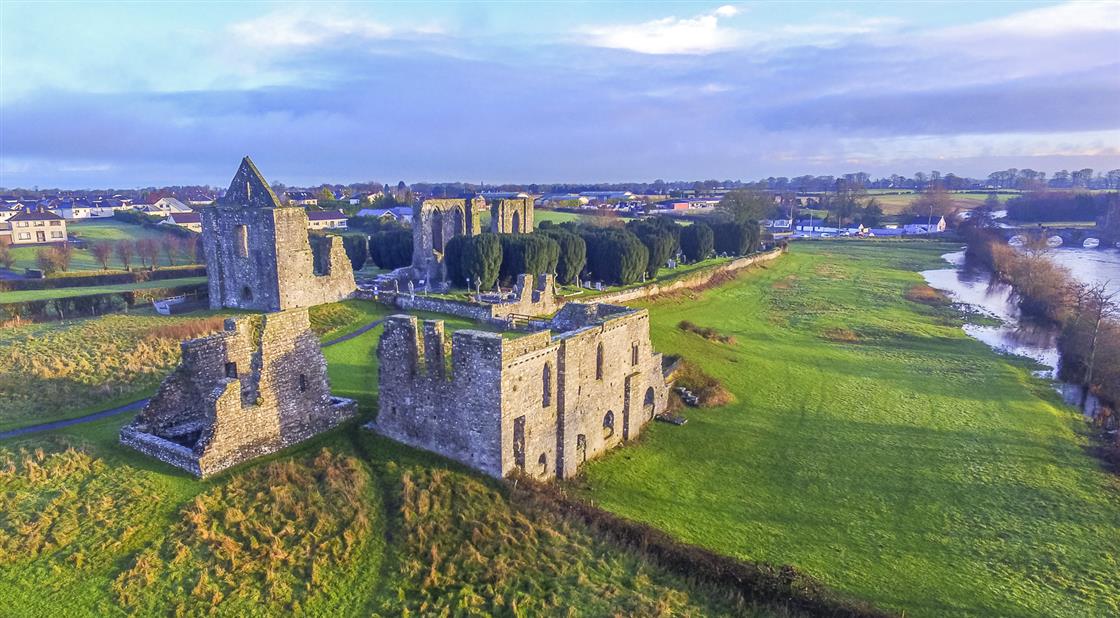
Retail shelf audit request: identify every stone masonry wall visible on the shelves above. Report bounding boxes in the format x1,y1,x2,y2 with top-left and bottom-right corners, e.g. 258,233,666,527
120,309,356,477
490,197,534,234
411,198,483,283
591,248,784,305
374,304,667,481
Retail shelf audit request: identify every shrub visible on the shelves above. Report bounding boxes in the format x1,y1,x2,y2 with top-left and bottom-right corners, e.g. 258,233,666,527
0,243,12,270
442,235,469,286
538,229,586,285
711,221,759,256
680,223,714,262
461,233,503,290
369,229,412,269
342,234,369,271
499,234,559,283
36,247,66,275
628,220,679,277
580,228,648,285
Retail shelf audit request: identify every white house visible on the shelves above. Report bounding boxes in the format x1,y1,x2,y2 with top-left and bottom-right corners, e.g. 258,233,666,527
902,215,947,234
162,211,203,233
137,197,192,218
356,206,413,223
306,209,348,230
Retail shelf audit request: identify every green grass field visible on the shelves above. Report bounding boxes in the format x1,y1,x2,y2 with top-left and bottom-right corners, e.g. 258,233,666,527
0,276,206,303
6,220,196,272
577,241,1120,617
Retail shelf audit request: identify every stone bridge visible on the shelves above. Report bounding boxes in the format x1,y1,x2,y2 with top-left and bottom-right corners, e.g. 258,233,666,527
1002,225,1116,249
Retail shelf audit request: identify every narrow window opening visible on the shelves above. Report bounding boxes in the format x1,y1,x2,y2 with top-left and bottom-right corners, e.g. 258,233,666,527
542,362,552,407
235,224,248,257
631,342,639,366
299,374,308,392
595,342,604,380
225,362,238,379
603,410,615,439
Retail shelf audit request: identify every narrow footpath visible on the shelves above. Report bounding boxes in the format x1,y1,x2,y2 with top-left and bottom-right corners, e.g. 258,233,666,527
0,318,386,441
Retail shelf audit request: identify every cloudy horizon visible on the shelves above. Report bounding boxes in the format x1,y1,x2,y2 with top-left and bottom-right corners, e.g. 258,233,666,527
1,1,1118,189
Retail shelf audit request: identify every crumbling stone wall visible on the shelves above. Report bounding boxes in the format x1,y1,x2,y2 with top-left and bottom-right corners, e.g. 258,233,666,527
411,198,483,283
374,302,667,480
490,197,534,234
120,309,356,477
203,157,355,312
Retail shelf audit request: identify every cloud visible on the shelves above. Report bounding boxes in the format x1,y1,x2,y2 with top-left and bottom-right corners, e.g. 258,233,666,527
228,9,445,49
576,5,743,55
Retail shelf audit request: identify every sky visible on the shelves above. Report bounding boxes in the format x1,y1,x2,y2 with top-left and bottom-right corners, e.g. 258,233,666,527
1,1,1118,188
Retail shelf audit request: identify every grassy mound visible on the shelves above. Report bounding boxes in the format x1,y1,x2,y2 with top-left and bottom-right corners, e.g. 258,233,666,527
111,448,381,616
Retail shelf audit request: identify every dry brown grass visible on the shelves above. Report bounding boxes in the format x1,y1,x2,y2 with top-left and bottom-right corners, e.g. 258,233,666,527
0,314,227,429
905,284,949,306
673,359,735,407
112,448,376,615
678,320,736,345
821,327,862,343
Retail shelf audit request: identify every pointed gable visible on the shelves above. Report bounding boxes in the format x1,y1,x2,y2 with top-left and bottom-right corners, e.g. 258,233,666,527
220,156,282,208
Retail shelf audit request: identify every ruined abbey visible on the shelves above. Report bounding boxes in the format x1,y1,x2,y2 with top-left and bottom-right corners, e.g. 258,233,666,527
410,194,536,283
375,302,667,480
124,156,670,480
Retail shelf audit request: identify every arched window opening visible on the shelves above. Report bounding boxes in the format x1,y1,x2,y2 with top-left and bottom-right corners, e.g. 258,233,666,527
542,362,552,407
511,211,521,234
631,342,639,366
241,285,253,302
603,410,615,439
595,342,604,380
431,211,444,252
538,452,548,475
235,224,248,257
644,387,656,419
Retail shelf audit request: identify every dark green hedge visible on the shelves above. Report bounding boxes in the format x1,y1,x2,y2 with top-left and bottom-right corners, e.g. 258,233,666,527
0,265,207,292
0,282,208,322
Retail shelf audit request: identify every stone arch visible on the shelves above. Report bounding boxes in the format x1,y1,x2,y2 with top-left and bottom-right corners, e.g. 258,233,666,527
453,207,465,237
603,410,615,438
431,210,444,252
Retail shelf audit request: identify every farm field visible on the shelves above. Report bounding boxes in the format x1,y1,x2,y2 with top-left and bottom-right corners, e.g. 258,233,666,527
0,311,777,618
577,241,1120,617
871,191,1016,215
5,220,197,272
0,276,206,303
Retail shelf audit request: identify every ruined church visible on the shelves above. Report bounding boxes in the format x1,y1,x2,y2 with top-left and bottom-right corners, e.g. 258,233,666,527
410,194,535,283
375,302,668,480
121,157,357,477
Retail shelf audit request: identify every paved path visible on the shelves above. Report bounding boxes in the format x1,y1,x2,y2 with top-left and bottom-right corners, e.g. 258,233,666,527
0,318,386,441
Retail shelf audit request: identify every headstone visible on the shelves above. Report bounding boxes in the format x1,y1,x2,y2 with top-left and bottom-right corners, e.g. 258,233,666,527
408,280,415,299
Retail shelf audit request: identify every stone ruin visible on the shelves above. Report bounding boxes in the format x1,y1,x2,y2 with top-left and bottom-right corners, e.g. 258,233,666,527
203,156,355,312
120,309,356,478
409,194,536,283
374,302,668,480
122,156,357,477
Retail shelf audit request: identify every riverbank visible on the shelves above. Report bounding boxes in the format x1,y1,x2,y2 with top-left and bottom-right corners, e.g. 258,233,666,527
577,240,1120,617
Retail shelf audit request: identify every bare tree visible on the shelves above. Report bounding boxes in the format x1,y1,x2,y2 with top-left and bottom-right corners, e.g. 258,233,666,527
1065,282,1119,407
116,240,135,271
91,241,113,270
136,238,160,269
160,235,178,266
0,243,14,270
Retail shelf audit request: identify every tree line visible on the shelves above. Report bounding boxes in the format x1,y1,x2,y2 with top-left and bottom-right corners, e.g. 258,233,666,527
961,215,1120,445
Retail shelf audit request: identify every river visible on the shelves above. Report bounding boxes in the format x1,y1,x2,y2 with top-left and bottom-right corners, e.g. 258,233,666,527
921,246,1120,415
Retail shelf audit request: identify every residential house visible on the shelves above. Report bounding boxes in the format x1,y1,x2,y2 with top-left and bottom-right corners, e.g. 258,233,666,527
356,206,413,223
137,197,192,218
902,215,947,234
186,192,216,206
535,193,590,207
8,208,68,245
284,191,318,206
162,211,203,233
306,209,348,230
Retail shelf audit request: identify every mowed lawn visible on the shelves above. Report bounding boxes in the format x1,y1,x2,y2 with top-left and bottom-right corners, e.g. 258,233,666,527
0,276,206,303
6,220,196,272
578,241,1120,617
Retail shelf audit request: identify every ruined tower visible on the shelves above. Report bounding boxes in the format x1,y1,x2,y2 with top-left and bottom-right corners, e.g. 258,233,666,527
202,157,355,311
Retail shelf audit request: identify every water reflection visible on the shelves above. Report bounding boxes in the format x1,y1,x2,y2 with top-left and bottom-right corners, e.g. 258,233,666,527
921,247,1120,417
